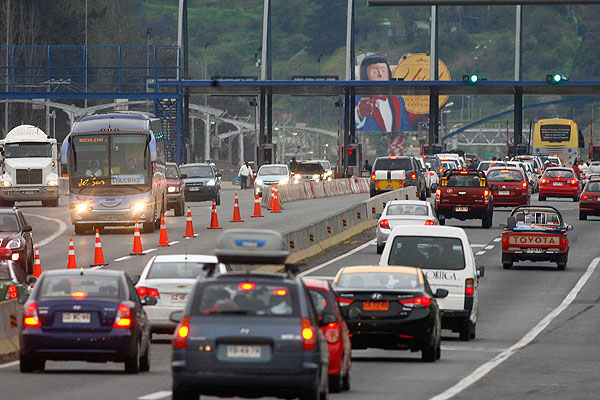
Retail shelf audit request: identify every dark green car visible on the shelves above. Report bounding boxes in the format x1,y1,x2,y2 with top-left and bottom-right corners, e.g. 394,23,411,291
0,260,33,301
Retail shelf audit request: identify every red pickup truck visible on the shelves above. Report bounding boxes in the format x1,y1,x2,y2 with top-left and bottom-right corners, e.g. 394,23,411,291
501,206,572,270
435,170,494,228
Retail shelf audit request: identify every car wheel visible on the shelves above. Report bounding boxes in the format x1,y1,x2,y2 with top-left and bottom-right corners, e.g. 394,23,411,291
124,340,140,374
376,243,384,254
74,224,87,235
3,199,14,207
438,216,445,225
419,189,427,201
329,373,342,393
481,212,492,229
470,322,477,340
436,343,442,360
579,211,587,220
573,195,579,202
26,254,33,275
539,195,546,201
421,342,437,362
369,188,376,197
299,378,320,400
139,340,150,372
215,194,221,206
342,371,351,391
426,186,431,198
174,199,184,216
459,320,475,341
557,254,568,271
142,221,155,233
172,385,198,400
20,354,44,373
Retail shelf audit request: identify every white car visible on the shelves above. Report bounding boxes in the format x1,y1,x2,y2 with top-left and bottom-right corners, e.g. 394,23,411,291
376,200,438,254
135,254,229,334
254,164,291,195
379,225,484,341
425,162,440,191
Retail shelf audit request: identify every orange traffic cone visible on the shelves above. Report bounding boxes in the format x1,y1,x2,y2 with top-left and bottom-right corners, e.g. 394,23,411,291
230,193,244,222
130,221,144,255
67,238,77,269
158,214,170,247
271,186,282,213
207,199,223,229
33,248,42,278
269,187,275,210
251,193,263,218
183,206,197,238
90,229,107,267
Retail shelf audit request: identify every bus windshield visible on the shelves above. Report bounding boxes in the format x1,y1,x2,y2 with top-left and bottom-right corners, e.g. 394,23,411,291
70,134,150,194
4,142,52,158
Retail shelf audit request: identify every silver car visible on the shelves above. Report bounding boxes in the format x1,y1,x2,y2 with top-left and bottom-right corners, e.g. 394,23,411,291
376,200,438,254
134,254,229,334
254,164,291,195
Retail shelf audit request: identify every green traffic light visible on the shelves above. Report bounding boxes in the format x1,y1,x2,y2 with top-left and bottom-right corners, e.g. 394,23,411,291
470,74,479,83
553,74,562,83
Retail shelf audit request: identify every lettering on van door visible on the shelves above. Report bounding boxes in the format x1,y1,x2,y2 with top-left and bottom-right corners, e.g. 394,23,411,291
423,271,458,280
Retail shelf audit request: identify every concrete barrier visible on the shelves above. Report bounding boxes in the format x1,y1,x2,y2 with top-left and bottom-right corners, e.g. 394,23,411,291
0,299,20,363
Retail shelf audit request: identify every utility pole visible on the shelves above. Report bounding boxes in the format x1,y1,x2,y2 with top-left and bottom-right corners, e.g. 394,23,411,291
514,5,523,150
4,0,10,136
428,5,439,154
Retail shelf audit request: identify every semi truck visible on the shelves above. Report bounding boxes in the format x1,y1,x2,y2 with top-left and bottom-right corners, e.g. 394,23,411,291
0,125,60,207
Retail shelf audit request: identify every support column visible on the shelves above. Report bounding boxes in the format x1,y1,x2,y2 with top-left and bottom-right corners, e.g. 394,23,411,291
514,5,523,150
429,87,439,151
238,130,244,164
343,0,355,177
260,0,272,159
429,5,439,152
514,87,523,146
204,114,210,161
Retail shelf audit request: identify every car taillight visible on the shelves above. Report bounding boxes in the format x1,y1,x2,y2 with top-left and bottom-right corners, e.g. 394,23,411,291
23,302,41,327
411,172,416,180
173,316,190,348
502,236,507,244
399,297,431,308
325,322,340,344
582,193,589,200
425,220,435,225
541,178,547,184
435,188,441,203
522,181,527,188
302,318,316,350
7,285,17,299
371,173,376,180
439,167,444,173
569,179,577,185
379,219,390,229
113,303,132,329
136,286,160,298
430,171,435,176
337,297,355,307
465,279,475,296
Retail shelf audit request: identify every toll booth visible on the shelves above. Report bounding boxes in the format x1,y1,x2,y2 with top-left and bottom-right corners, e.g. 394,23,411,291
344,143,362,177
592,145,600,161
257,144,276,168
421,144,443,155
508,144,529,158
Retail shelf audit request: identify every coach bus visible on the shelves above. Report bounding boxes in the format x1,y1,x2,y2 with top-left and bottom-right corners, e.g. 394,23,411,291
61,112,167,235
532,118,582,166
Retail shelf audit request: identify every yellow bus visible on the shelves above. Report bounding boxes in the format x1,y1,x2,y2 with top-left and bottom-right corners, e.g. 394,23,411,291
532,118,581,165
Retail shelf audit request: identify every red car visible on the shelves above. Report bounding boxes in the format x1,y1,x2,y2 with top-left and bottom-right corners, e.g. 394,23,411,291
579,179,600,220
302,277,351,393
539,167,581,202
487,167,530,207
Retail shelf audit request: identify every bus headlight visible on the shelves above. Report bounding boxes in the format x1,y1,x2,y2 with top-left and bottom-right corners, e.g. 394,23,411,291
206,180,216,186
131,202,151,213
47,179,59,187
1,180,11,187
75,203,90,213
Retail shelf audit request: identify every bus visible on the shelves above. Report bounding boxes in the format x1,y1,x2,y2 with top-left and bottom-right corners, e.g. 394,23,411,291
532,118,582,166
61,112,167,235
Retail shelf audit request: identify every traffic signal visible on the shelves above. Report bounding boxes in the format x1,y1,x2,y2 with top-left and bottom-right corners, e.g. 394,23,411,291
347,146,357,166
257,144,275,167
463,74,480,84
546,73,568,83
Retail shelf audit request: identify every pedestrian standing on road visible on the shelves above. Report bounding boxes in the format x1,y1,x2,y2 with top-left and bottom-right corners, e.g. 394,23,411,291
572,160,581,178
364,159,372,172
238,162,252,190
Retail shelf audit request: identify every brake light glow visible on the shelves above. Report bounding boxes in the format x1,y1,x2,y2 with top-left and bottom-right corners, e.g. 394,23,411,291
371,173,376,180
541,178,547,184
435,189,441,203
174,316,190,348
430,171,435,176
239,282,256,291
325,322,340,344
337,297,355,307
7,285,17,299
379,219,390,229
465,279,475,296
399,297,431,308
302,318,316,350
272,289,288,296
460,171,468,174
439,167,444,173
425,220,435,225
390,156,398,160
502,236,507,244
71,291,88,300
23,302,41,327
522,181,528,188
136,286,160,298
113,303,132,329
569,179,577,185
411,172,416,180
582,194,589,200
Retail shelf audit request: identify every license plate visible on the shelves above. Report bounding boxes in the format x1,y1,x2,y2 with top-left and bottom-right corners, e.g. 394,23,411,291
170,293,188,303
189,187,200,191
62,312,91,324
102,215,118,221
553,182,563,186
226,345,262,359
499,191,510,195
363,301,389,311
526,248,545,253
455,207,469,212
377,180,400,190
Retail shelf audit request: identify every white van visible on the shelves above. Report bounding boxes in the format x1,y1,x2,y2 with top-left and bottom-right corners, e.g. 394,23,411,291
379,225,484,341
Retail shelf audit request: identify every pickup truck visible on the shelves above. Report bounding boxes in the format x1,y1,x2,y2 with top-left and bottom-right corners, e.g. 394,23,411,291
435,170,494,228
501,206,572,270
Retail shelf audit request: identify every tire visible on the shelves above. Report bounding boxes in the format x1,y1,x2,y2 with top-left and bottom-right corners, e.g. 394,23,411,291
470,322,477,340
539,195,546,201
503,252,513,269
20,354,44,373
139,340,150,372
426,186,431,198
482,212,492,229
419,189,427,201
3,199,14,207
421,341,437,362
436,343,442,359
299,377,321,400
459,320,475,341
557,254,568,271
172,385,198,400
376,243,384,254
438,216,445,226
174,199,184,216
580,211,587,220
573,195,579,202
342,371,351,391
142,221,155,233
26,255,33,275
329,373,342,393
124,340,140,374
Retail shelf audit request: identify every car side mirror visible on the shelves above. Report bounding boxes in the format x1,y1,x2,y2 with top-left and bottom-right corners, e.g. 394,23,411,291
170,310,184,323
216,172,222,178
507,216,516,229
438,214,445,223
490,184,498,191
318,313,336,327
23,225,32,232
179,173,187,179
18,293,29,304
566,224,573,231
434,289,449,299
131,275,140,285
374,213,381,219
477,266,485,278
140,296,158,306
26,276,38,286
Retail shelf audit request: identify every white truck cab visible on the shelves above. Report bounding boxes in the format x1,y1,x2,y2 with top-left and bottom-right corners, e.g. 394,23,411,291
379,225,484,341
0,125,60,207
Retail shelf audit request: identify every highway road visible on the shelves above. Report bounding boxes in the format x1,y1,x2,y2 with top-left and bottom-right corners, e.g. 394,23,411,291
2,192,600,400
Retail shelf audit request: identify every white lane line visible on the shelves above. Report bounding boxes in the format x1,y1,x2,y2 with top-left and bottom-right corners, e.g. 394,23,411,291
170,241,180,245
0,360,18,370
430,257,600,400
493,237,501,242
442,346,506,353
143,249,157,254
470,244,486,248
114,256,132,262
138,391,172,400
299,239,377,277
90,266,103,270
475,251,486,256
25,213,67,248
484,245,495,250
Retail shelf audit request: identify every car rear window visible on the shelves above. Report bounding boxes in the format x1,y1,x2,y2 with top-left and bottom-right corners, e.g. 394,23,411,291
39,275,121,299
147,262,215,280
192,282,299,317
307,288,334,315
544,169,574,178
294,163,324,174
487,169,524,182
446,174,482,187
514,211,560,225
336,272,420,290
166,165,178,179
388,236,466,270
478,162,505,171
374,158,412,171
586,181,600,192
386,204,428,216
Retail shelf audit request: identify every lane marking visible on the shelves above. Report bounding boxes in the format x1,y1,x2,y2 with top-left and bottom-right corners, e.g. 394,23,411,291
442,345,506,353
299,239,377,277
493,238,501,242
170,241,180,245
475,251,486,256
484,245,494,250
138,391,172,400
0,360,18,370
114,256,132,262
90,266,103,270
143,249,157,254
25,213,67,248
430,256,600,400
470,244,486,248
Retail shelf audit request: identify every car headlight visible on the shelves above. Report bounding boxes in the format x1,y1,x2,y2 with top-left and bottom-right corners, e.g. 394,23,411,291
75,202,90,213
255,179,263,186
7,238,22,249
312,174,320,180
1,180,11,187
293,176,302,184
325,170,333,177
206,180,216,186
47,179,59,186
279,177,289,185
167,186,179,193
131,202,151,213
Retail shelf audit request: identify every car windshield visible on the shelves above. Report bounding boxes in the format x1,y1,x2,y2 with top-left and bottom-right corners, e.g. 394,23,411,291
544,169,573,178
147,262,214,280
374,158,412,171
336,272,420,290
586,182,600,192
388,236,466,270
386,204,428,216
487,170,523,182
39,275,121,299
180,165,214,178
192,282,298,317
4,142,52,158
446,174,482,187
423,157,440,168
294,163,325,174
166,165,178,179
0,214,19,231
318,161,331,170
259,166,288,176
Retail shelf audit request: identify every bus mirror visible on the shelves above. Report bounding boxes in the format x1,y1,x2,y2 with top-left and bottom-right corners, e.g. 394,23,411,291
148,140,158,162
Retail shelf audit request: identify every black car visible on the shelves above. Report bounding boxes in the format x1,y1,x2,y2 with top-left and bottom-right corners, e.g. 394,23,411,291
180,163,221,205
333,266,446,362
0,208,34,274
171,229,330,400
19,269,156,373
166,162,186,216
370,156,427,200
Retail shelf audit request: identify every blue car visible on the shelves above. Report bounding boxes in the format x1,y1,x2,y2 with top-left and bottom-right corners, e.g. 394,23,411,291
19,269,156,373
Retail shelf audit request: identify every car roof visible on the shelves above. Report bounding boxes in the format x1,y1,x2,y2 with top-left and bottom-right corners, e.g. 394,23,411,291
338,265,420,275
390,225,468,240
386,200,430,207
180,163,213,167
0,208,18,214
42,269,124,278
488,166,522,171
151,254,219,263
259,164,288,168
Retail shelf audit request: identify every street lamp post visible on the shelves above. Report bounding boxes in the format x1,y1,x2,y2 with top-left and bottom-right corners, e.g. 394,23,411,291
317,54,324,158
